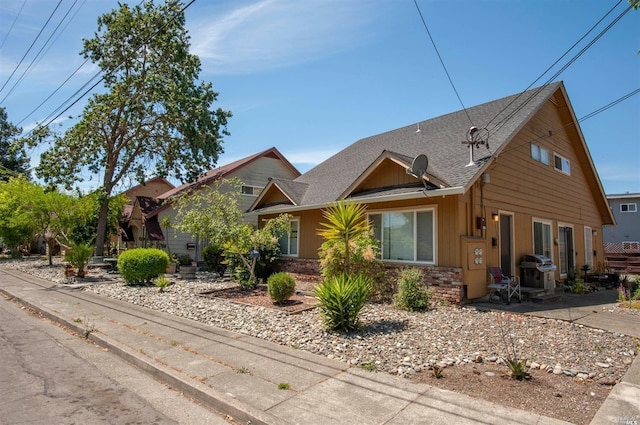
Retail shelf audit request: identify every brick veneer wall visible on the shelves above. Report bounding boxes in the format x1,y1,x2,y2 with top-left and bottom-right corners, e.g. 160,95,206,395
277,258,465,305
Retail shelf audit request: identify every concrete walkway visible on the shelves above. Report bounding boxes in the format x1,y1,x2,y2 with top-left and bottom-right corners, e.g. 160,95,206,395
1,268,638,425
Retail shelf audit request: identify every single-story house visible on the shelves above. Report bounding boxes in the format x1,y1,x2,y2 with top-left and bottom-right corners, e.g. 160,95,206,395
249,82,615,304
120,147,300,262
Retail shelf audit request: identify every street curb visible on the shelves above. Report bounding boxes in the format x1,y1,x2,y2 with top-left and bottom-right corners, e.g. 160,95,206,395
0,287,285,425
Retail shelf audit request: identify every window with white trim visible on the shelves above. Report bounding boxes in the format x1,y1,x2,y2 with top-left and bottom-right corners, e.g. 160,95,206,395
620,203,637,213
278,219,299,256
553,153,570,175
241,185,262,196
531,143,549,165
369,209,435,263
533,219,552,259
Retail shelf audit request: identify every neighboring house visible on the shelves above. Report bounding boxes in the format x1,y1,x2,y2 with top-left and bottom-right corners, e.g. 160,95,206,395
116,177,175,251
120,147,300,262
249,82,614,304
604,193,640,273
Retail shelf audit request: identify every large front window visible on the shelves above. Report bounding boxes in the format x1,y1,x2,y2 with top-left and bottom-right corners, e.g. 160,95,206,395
369,209,434,263
278,219,299,256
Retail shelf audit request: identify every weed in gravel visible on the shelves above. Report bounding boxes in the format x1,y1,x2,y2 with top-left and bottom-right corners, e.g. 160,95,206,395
359,361,376,372
495,312,530,380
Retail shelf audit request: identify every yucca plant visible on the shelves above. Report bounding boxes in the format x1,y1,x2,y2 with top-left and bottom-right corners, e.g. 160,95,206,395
314,273,370,331
317,200,370,275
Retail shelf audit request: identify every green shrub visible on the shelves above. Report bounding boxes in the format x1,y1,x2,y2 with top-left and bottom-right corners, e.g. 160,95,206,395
64,242,94,277
570,279,589,294
393,268,433,312
118,248,169,285
202,244,226,277
267,272,296,304
314,273,370,332
177,253,193,266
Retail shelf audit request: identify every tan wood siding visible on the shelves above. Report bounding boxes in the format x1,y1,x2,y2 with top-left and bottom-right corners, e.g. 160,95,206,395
479,99,606,276
261,210,324,259
356,159,417,192
259,187,292,206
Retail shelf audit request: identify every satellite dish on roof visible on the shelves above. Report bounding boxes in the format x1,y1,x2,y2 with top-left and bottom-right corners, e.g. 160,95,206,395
407,154,428,178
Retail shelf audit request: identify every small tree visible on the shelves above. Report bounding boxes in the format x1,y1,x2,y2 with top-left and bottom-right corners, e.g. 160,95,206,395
223,214,291,287
174,178,291,287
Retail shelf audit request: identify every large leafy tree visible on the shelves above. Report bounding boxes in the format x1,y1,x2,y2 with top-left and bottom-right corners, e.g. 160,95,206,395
0,107,30,181
34,0,231,255
0,179,36,248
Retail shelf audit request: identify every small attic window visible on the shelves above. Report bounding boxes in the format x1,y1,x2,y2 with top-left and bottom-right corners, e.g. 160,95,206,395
531,143,549,165
553,153,570,175
241,185,262,196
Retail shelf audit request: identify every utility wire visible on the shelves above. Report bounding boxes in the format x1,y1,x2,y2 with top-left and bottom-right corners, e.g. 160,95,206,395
579,87,640,122
0,0,27,49
28,0,197,135
0,0,63,96
496,87,640,157
413,0,473,126
1,0,80,104
16,0,91,126
486,1,633,138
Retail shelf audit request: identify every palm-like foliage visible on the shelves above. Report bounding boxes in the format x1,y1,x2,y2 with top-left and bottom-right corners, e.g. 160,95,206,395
314,274,370,331
317,200,369,274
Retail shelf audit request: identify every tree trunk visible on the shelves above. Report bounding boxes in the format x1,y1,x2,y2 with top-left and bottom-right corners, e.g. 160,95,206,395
94,195,111,257
46,238,56,266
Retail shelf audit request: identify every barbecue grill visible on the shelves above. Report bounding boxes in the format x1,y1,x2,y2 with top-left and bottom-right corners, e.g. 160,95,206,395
520,254,557,290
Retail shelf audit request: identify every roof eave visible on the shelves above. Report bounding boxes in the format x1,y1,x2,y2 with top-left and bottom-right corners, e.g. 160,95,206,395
247,186,466,216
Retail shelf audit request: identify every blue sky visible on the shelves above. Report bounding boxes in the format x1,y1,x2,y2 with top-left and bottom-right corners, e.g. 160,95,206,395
1,0,638,194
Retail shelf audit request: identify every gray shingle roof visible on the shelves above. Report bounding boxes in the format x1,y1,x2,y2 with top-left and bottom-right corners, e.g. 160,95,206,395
259,83,562,209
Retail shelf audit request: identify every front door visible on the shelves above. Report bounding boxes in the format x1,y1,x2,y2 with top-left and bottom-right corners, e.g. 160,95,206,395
558,225,574,277
499,213,514,276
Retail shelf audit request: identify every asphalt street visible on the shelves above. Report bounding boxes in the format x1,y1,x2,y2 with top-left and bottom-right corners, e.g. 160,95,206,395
0,293,233,425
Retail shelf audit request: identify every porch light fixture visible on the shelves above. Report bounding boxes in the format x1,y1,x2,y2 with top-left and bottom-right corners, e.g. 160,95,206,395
491,213,499,222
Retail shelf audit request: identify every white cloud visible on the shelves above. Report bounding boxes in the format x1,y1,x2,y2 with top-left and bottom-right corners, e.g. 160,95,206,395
188,0,376,74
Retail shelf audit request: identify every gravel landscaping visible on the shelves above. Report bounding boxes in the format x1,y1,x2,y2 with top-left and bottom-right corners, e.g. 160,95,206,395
3,257,637,385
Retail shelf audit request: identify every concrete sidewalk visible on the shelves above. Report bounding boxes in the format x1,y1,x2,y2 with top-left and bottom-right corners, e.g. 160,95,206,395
1,268,638,425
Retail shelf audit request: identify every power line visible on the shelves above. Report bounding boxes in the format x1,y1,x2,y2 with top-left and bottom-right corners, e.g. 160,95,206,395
1,0,81,104
16,0,91,127
0,0,27,49
0,0,63,96
579,88,640,122
28,0,197,134
486,1,634,138
413,0,473,126
496,87,640,157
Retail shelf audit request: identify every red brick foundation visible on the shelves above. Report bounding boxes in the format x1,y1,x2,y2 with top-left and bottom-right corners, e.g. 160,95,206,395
277,258,464,305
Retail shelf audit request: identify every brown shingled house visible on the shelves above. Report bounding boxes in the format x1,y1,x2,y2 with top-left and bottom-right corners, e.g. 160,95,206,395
249,82,615,304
